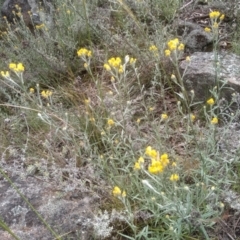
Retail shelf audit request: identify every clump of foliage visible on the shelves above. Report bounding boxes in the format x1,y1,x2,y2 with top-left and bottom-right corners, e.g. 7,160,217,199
0,0,239,239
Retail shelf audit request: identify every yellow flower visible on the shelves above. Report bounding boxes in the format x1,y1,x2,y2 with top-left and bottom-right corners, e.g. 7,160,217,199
108,57,122,68
112,186,121,196
107,118,115,126
148,149,157,158
134,162,141,170
219,202,224,208
220,14,225,21
77,48,92,57
165,49,171,57
211,117,218,124
161,113,168,120
207,98,215,105
134,156,145,170
105,57,124,73
172,162,177,167
170,173,179,181
118,65,124,74
29,88,35,94
9,63,24,72
1,71,10,78
167,38,179,51
84,63,88,68
160,153,169,167
149,45,158,52
121,190,126,197
138,156,144,163
90,117,95,122
103,63,111,71
87,51,92,57
130,58,136,65
16,63,24,72
186,56,191,62
16,12,22,17
112,186,126,197
66,10,71,14
178,43,185,51
148,160,164,174
9,63,16,70
41,90,53,98
190,114,196,122
171,74,176,80
36,23,45,30
209,11,221,19
204,27,211,32
84,98,91,104
145,146,157,158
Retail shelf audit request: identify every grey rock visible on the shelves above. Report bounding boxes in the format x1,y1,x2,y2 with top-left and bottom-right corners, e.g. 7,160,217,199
180,52,240,101
184,29,214,53
0,164,108,239
1,0,54,29
177,20,202,37
1,0,32,24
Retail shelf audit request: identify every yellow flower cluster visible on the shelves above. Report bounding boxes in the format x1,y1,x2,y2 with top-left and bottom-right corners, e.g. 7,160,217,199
207,98,215,105
190,114,196,122
112,186,126,197
108,57,122,68
29,88,35,94
107,118,115,127
9,62,25,73
104,57,123,74
41,90,53,98
186,56,191,62
1,71,10,78
211,117,218,124
35,23,45,30
145,146,170,174
149,45,158,52
165,38,184,57
134,156,144,170
77,48,92,57
170,173,179,182
134,147,180,184
149,45,159,57
209,11,224,20
204,27,211,33
207,11,224,32
161,113,168,120
130,57,137,65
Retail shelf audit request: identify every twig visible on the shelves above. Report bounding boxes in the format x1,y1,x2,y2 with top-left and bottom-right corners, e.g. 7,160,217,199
179,0,194,10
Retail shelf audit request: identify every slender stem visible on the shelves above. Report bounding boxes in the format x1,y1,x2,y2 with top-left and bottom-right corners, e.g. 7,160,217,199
0,168,61,240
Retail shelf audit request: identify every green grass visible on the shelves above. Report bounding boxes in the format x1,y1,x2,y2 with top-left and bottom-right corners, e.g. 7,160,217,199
0,0,240,239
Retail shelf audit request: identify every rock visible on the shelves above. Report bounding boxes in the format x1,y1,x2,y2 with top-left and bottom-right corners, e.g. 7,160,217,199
1,0,54,30
180,52,240,102
0,163,119,239
177,20,202,36
175,20,214,53
184,29,214,53
1,0,37,27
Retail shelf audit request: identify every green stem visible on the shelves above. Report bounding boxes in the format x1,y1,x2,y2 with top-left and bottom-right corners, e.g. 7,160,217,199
0,217,20,240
